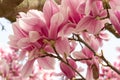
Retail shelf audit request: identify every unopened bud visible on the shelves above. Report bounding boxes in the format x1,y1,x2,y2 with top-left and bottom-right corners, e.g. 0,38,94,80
92,64,99,79
60,59,77,79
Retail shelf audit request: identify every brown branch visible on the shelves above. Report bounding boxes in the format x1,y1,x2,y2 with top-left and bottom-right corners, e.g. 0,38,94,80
51,44,86,80
100,50,120,74
72,34,96,56
39,41,86,80
0,0,24,21
105,23,120,38
73,34,120,75
69,55,92,61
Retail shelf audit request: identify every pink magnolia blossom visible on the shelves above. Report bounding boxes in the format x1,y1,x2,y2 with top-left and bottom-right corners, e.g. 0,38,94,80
116,47,120,52
108,0,120,10
60,59,77,79
59,0,84,35
43,0,59,27
8,0,74,78
6,0,120,79
73,51,100,80
76,1,107,34
73,33,101,80
95,31,110,46
61,0,83,23
110,10,120,34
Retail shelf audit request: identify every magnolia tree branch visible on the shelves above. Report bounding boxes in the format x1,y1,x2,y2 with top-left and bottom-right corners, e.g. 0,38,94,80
0,0,60,22
51,43,86,80
69,55,92,61
72,34,120,75
100,51,120,75
39,41,86,80
105,23,120,38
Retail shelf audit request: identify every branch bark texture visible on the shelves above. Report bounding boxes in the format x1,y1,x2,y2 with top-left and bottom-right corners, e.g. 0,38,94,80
0,0,60,22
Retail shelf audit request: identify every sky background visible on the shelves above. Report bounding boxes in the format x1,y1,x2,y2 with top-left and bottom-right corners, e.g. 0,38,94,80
0,18,13,46
0,17,120,66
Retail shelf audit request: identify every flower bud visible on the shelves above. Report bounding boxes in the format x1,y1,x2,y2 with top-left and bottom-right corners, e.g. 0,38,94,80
92,64,99,79
60,59,77,79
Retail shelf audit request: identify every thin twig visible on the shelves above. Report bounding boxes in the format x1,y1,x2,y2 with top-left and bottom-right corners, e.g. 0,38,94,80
73,34,120,75
100,50,120,74
51,44,86,80
73,34,96,56
41,41,86,80
69,55,92,61
63,60,86,80
105,23,120,38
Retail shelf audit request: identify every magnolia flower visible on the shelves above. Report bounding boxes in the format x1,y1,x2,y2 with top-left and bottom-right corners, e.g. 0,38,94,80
76,0,106,34
59,0,107,34
110,10,120,34
73,33,101,80
59,0,84,35
8,0,74,78
108,0,120,10
6,0,120,79
60,59,77,79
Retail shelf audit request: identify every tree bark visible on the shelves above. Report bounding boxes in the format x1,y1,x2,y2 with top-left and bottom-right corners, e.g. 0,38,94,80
0,0,60,22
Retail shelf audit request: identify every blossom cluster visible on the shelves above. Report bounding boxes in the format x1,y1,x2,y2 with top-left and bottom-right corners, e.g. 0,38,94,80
8,0,120,80
0,46,65,80
100,56,120,80
0,46,21,80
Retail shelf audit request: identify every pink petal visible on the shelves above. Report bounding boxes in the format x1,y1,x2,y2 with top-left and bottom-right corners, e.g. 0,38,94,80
18,17,39,32
87,18,104,34
17,38,30,48
8,35,19,49
60,59,77,79
73,51,87,59
76,16,92,32
109,0,120,10
110,10,120,34
85,0,93,15
76,16,104,34
90,37,100,51
59,1,69,22
70,41,77,52
29,31,40,42
116,47,120,52
65,0,81,22
82,47,93,58
18,10,47,33
90,1,102,16
55,38,70,56
86,67,93,80
60,23,76,36
77,2,85,15
99,31,109,41
18,50,26,61
21,59,35,78
43,0,59,26
65,0,80,10
37,57,55,69
49,12,64,39
0,59,9,76
27,10,44,18
12,23,27,37
19,12,26,17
